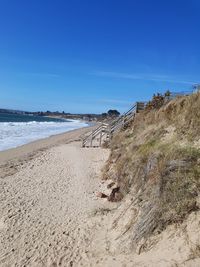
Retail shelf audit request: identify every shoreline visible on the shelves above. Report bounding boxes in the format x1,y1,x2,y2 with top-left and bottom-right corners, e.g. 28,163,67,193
0,124,111,266
0,125,96,176
0,116,90,154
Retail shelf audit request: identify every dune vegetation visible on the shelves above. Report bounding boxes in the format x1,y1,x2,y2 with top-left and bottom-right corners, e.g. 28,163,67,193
102,91,200,252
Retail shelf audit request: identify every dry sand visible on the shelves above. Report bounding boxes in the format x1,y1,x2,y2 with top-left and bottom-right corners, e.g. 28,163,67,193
1,126,200,267
0,127,112,266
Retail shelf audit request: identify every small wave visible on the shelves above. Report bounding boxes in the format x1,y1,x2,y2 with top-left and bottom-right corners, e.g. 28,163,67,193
0,120,88,151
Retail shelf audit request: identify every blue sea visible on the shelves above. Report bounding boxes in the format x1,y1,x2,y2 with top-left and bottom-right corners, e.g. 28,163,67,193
0,113,88,151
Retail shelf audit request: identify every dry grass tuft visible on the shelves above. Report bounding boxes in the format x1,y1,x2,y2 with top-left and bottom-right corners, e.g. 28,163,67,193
103,92,200,244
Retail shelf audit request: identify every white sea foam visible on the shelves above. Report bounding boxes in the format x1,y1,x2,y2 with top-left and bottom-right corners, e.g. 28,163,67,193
0,120,88,151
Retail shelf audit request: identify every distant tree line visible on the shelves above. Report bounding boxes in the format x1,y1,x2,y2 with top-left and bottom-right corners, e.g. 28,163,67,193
101,110,120,118
30,109,120,122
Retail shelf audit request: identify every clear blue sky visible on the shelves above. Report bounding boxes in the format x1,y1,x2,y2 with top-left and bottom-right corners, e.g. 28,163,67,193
0,0,200,113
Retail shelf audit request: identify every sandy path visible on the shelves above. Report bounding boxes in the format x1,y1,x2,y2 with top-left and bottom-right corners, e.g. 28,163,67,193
0,142,109,267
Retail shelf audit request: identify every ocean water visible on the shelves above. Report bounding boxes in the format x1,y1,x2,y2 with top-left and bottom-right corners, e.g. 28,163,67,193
0,113,88,151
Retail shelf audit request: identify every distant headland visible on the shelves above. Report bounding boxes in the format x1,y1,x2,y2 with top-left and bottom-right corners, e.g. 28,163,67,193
0,108,120,122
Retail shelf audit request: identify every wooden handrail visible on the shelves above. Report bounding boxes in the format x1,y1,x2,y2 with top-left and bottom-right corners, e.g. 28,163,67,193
110,103,137,128
82,123,108,146
82,101,146,147
82,123,108,142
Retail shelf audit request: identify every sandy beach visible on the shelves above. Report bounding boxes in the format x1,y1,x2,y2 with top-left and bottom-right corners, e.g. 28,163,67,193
0,126,112,266
2,125,197,267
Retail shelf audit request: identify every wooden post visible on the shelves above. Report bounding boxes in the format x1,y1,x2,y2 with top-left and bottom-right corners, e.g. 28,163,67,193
123,115,125,127
136,102,139,113
90,132,93,147
99,129,103,147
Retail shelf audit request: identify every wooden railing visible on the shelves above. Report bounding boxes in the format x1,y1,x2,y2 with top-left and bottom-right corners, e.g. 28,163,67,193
82,123,109,147
82,102,146,147
169,91,193,99
82,90,197,147
110,102,146,133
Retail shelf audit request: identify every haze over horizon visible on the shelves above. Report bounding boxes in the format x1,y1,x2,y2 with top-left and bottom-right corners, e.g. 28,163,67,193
0,0,200,113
